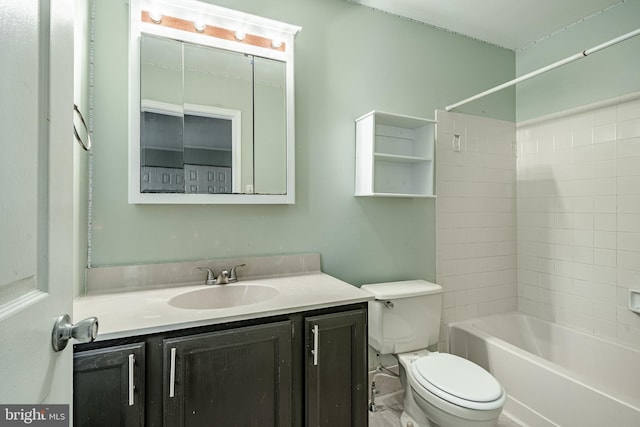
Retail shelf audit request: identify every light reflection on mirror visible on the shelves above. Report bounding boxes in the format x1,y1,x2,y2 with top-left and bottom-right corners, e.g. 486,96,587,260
139,34,287,195
254,57,286,194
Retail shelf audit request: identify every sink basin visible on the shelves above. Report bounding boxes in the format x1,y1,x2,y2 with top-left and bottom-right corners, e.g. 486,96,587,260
169,284,279,310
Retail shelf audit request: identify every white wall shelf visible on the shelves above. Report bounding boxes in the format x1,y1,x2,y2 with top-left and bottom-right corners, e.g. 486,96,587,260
355,110,436,198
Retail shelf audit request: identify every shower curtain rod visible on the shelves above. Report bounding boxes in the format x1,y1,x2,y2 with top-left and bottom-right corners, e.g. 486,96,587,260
445,27,640,112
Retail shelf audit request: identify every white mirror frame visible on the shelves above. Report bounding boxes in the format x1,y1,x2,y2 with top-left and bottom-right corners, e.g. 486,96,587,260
129,0,301,204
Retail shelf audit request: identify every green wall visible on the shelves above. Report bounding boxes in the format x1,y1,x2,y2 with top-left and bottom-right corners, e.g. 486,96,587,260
516,0,640,122
89,0,514,286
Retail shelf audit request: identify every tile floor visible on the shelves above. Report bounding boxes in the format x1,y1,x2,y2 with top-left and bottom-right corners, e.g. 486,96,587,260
368,370,522,427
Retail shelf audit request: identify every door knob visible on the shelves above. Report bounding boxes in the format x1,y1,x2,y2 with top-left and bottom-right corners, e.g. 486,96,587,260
51,314,99,352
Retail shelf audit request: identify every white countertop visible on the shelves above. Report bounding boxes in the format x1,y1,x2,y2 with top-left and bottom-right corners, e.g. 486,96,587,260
74,273,373,341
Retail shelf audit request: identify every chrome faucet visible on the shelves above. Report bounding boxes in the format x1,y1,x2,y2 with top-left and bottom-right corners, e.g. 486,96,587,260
197,264,246,285
229,263,246,281
196,267,216,285
218,263,246,284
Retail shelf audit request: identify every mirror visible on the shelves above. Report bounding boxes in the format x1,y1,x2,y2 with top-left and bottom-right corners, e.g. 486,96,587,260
129,0,300,204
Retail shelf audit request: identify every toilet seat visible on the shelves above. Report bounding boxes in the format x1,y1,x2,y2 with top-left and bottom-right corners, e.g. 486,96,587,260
410,353,506,411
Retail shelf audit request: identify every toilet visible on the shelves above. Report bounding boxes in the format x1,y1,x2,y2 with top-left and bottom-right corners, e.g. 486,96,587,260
361,280,506,427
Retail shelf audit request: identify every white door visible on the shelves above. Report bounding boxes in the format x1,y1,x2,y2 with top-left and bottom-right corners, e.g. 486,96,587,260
0,0,76,408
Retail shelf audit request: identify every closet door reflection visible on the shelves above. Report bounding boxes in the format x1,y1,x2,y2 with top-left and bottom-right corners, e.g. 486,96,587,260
183,45,251,194
140,35,184,193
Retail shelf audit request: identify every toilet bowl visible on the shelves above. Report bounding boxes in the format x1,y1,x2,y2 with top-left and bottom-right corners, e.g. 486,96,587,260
361,280,506,427
397,350,505,427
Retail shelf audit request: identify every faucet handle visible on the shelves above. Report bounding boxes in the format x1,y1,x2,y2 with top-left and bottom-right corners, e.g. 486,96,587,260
228,264,246,282
196,267,216,285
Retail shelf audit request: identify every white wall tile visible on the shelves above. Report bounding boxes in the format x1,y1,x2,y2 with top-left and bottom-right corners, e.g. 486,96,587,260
593,105,617,126
617,232,640,252
593,265,617,286
573,229,594,246
617,156,640,177
594,300,617,321
617,324,640,348
618,176,640,195
617,270,640,293
594,231,616,249
594,213,617,231
436,111,517,337
440,97,640,349
593,141,616,160
594,317,617,341
594,196,616,213
593,124,616,144
618,214,640,232
616,137,640,158
618,250,640,271
593,160,616,178
617,99,640,122
594,248,616,267
573,145,594,163
592,177,616,196
573,246,594,264
573,128,593,146
617,118,640,139
516,94,640,348
618,195,640,213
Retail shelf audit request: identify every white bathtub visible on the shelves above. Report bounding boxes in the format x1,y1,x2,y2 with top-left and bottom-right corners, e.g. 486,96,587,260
449,312,640,427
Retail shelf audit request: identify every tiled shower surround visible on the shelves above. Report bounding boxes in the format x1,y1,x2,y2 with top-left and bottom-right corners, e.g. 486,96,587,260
436,93,640,351
517,93,640,350
435,110,518,350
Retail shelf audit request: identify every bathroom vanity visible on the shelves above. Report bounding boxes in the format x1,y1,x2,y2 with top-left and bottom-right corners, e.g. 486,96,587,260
73,264,371,427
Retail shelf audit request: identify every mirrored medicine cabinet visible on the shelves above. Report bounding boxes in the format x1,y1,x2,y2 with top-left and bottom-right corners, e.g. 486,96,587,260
129,0,301,204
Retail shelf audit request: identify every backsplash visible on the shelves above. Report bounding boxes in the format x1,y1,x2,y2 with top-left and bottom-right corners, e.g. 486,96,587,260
517,92,640,350
85,253,321,294
435,110,518,350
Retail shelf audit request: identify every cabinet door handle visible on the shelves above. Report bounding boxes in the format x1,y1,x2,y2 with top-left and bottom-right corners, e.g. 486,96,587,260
169,347,177,398
311,324,319,366
128,354,135,406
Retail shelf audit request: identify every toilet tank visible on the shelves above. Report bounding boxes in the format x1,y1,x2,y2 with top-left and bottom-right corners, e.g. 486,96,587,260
361,280,442,355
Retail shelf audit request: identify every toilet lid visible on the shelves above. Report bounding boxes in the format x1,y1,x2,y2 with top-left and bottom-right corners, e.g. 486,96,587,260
411,353,504,410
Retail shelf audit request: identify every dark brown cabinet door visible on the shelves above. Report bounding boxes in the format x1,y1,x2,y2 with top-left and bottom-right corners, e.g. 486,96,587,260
163,321,293,427
305,309,367,427
73,342,145,427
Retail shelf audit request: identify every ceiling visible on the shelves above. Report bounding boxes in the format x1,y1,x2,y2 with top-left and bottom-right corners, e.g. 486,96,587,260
350,0,624,50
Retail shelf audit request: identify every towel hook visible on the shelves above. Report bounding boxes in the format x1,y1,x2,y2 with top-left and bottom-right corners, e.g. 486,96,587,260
73,104,92,151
